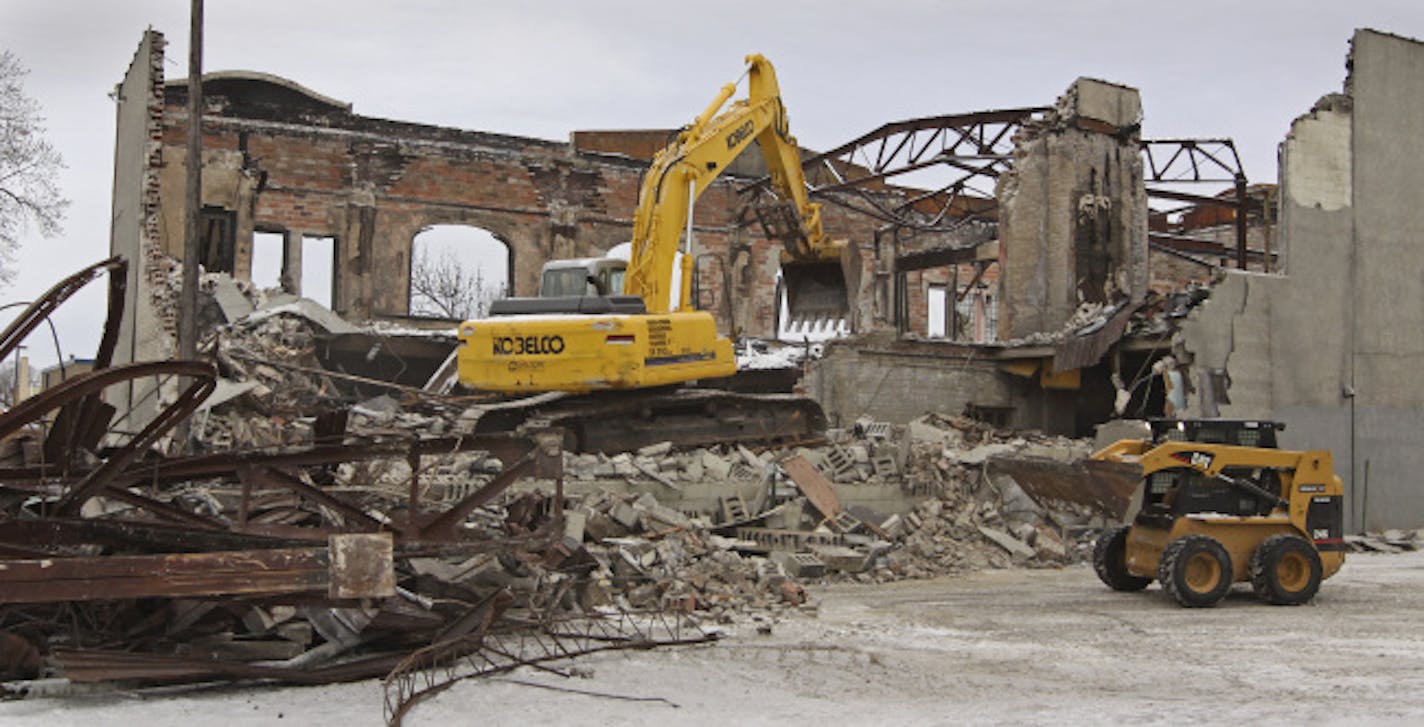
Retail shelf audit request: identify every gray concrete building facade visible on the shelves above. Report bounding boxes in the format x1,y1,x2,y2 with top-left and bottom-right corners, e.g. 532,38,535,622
1182,29,1424,530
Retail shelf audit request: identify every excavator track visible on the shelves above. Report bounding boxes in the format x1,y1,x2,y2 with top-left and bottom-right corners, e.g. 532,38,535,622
466,388,827,454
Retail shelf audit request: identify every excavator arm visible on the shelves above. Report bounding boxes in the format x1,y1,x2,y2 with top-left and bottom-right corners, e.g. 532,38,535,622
623,54,858,324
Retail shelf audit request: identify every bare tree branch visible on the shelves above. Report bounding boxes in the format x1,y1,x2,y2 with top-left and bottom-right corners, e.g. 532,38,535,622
0,49,68,286
409,244,502,320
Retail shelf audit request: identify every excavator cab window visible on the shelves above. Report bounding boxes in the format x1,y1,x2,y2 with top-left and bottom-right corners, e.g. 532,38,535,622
541,268,596,297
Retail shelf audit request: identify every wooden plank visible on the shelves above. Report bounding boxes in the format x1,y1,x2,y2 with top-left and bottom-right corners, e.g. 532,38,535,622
780,455,843,519
0,548,330,604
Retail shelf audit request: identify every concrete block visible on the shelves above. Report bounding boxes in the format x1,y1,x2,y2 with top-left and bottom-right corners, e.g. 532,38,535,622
762,498,805,530
908,416,963,448
683,457,704,481
736,444,763,468
702,450,733,480
823,445,857,480
871,451,899,478
879,513,904,539
1093,419,1150,452
563,509,587,542
810,544,869,573
609,501,641,531
958,442,1016,466
771,551,826,579
637,441,673,458
728,461,761,484
210,274,254,322
1071,77,1142,129
720,494,752,524
583,511,624,541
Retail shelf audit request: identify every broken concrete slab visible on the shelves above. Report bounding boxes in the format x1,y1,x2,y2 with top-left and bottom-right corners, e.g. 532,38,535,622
196,378,260,412
701,450,733,480
1093,419,1151,453
810,544,869,574
563,509,588,542
244,296,361,335
210,274,255,322
977,526,1036,559
637,441,673,458
958,443,1018,466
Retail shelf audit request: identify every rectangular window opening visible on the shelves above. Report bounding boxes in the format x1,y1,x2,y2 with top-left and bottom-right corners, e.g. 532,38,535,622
250,231,285,291
301,235,335,310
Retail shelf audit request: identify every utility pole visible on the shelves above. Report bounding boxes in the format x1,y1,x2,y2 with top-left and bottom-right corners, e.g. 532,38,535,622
176,0,204,450
178,0,203,363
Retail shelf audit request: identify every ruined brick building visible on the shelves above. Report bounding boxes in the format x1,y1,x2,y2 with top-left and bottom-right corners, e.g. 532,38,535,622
109,28,1424,529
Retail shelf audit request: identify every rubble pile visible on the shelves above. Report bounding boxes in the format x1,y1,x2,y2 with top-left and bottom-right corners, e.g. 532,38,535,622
544,413,1107,614
0,261,1114,715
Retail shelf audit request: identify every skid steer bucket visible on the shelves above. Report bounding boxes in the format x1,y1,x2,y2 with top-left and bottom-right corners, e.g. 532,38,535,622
781,240,862,328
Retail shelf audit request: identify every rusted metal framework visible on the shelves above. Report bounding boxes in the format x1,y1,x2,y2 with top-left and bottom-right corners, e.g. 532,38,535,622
1141,138,1268,270
383,596,715,725
741,109,1046,337
0,260,704,713
746,108,1048,234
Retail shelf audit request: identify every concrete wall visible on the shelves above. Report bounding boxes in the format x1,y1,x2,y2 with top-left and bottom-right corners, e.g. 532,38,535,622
1181,29,1424,529
1347,29,1424,530
108,30,172,433
805,335,1019,427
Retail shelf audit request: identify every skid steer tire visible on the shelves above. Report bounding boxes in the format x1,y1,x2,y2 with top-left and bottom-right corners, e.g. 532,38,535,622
1159,535,1233,608
1250,534,1323,605
1093,525,1151,591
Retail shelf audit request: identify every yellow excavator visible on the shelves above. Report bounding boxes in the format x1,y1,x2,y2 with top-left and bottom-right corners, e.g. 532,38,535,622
454,54,856,452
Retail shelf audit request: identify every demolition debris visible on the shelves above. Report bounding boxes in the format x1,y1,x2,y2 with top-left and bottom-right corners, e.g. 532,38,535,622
17,260,1397,725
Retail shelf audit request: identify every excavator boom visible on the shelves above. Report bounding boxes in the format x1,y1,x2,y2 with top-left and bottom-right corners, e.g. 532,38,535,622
624,54,858,326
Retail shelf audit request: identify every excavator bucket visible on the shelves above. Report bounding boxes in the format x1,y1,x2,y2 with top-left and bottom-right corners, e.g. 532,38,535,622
781,240,862,329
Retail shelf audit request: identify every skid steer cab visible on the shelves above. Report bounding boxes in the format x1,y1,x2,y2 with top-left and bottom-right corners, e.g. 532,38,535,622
1091,420,1346,608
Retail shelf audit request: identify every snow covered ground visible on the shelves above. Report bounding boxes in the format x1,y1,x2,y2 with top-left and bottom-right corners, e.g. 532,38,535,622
6,550,1422,726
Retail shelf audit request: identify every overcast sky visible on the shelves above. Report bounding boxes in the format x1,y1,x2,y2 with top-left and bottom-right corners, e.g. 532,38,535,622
1,0,1420,367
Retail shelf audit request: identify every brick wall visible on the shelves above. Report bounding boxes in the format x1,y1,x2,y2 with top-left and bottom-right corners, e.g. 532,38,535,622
154,76,917,337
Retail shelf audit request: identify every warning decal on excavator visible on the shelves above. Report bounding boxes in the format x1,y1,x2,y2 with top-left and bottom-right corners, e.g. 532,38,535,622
647,318,672,358
492,335,566,356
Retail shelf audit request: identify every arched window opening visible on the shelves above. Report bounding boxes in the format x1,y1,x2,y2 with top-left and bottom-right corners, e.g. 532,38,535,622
409,225,509,319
